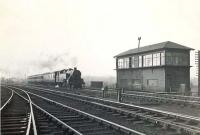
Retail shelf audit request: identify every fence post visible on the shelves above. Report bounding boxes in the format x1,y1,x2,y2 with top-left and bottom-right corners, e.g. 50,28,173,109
121,88,125,93
117,88,123,102
101,87,105,98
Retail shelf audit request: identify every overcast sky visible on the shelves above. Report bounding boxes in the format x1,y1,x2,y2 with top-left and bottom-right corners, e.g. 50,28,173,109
0,0,200,79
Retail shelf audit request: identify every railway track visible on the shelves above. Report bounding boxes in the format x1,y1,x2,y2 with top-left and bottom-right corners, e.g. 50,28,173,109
9,85,200,135
1,86,13,110
127,91,200,101
25,84,200,107
0,87,36,135
1,86,83,135
6,86,145,135
121,92,200,106
86,87,200,102
83,88,200,107
12,89,84,135
45,86,200,117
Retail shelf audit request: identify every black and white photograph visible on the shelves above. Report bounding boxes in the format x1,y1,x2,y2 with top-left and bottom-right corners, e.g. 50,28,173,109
0,0,200,134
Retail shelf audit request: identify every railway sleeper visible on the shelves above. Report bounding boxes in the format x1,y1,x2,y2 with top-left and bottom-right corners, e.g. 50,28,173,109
143,113,198,132
85,131,118,135
143,121,157,128
187,120,200,126
33,107,81,135
67,121,95,126
36,117,77,134
1,126,27,132
0,130,26,135
1,120,27,125
27,88,196,135
77,127,108,133
37,116,72,135
1,123,27,128
178,128,200,135
45,88,200,135
70,122,100,128
158,122,199,135
55,115,81,119
1,117,27,122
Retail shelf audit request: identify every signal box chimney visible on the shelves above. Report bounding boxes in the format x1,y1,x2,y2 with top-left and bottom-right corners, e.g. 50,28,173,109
138,37,141,50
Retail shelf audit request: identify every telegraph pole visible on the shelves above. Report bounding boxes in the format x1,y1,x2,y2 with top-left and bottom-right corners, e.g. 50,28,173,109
198,51,200,96
195,50,200,96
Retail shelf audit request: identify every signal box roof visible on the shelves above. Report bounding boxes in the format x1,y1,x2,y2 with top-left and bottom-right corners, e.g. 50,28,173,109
114,41,194,58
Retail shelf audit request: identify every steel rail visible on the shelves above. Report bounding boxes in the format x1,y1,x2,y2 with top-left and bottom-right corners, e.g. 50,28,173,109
10,89,37,135
12,85,200,134
25,84,200,101
26,84,200,105
90,102,200,134
122,93,200,105
10,86,145,135
25,85,200,122
0,88,13,111
32,102,83,135
26,114,32,135
24,86,200,134
83,88,200,104
23,89,146,135
78,88,200,103
9,87,82,135
125,90,200,100
20,88,38,135
85,87,200,101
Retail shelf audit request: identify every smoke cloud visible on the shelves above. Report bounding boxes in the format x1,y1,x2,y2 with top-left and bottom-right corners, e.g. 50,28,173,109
0,52,79,79
28,52,79,75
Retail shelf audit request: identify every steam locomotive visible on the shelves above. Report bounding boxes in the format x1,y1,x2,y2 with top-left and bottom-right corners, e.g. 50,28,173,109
27,67,84,89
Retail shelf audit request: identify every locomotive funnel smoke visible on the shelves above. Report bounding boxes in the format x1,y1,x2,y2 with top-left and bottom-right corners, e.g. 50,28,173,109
30,52,78,74
70,57,78,67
